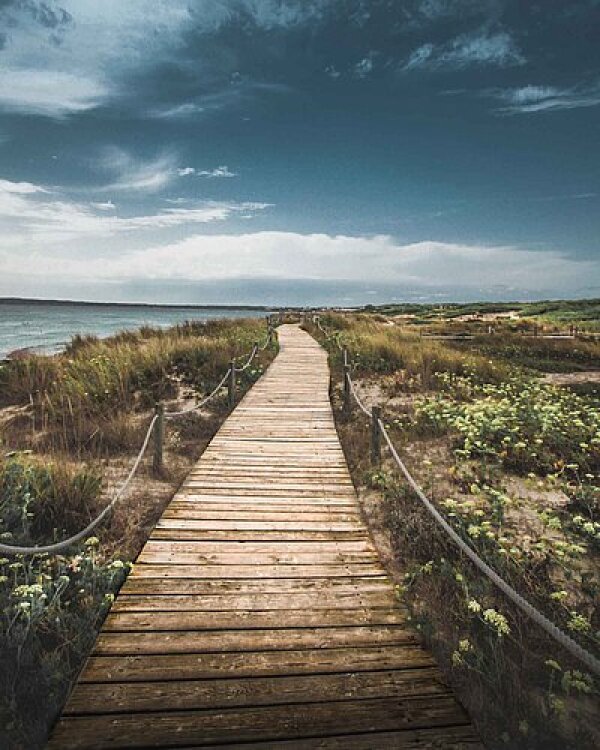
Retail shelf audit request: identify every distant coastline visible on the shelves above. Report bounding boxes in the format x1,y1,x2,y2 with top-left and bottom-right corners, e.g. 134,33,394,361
0,297,274,311
0,299,275,359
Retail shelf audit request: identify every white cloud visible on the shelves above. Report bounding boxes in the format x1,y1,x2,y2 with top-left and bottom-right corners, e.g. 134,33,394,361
151,103,207,119
353,56,374,78
99,148,178,192
177,165,237,178
0,178,270,245
0,69,108,117
0,1,324,118
405,43,435,70
493,81,600,114
91,200,116,211
404,31,524,71
197,166,237,178
1,229,595,295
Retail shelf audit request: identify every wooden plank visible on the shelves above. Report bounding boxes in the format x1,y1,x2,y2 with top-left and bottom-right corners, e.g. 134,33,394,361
166,501,358,513
81,644,436,683
140,540,374,554
111,590,397,612
49,696,472,749
118,577,395,596
161,508,360,522
137,549,377,565
149,529,370,542
64,668,449,714
103,608,405,631
130,563,386,579
93,625,415,655
156,518,362,531
198,726,484,749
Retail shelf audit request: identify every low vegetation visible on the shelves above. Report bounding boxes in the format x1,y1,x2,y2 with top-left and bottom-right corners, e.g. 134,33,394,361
0,316,273,749
309,309,599,750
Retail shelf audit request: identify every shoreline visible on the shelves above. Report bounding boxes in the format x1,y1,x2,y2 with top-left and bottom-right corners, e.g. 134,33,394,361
0,297,277,311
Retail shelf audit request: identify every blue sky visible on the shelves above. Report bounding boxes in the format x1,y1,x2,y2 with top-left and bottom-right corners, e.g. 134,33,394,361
0,0,599,306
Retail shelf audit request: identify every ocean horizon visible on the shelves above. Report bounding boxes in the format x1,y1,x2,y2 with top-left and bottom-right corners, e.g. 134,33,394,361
0,299,270,359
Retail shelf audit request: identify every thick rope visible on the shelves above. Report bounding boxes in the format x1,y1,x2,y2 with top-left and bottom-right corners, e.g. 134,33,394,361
377,418,600,677
236,344,258,372
163,367,232,418
343,366,600,676
0,414,157,556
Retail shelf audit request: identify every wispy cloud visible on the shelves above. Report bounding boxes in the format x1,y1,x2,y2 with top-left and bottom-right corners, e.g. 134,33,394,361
353,55,375,79
492,81,600,114
0,69,109,117
99,149,178,193
177,165,237,178
0,178,270,245
404,31,524,71
90,200,116,211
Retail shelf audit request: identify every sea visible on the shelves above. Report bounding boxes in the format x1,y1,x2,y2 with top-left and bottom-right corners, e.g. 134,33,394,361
0,300,268,359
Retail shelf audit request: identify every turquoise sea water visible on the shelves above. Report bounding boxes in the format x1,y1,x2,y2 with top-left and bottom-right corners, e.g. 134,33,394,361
0,301,266,358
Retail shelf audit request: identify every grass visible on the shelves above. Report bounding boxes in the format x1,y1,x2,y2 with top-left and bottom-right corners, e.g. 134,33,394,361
0,316,275,749
0,455,129,749
369,297,600,332
311,312,600,750
0,317,270,454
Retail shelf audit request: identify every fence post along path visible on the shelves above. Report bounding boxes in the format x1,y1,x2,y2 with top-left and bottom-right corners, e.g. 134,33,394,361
49,324,480,749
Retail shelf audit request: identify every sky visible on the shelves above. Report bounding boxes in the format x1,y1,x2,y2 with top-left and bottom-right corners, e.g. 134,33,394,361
0,0,599,306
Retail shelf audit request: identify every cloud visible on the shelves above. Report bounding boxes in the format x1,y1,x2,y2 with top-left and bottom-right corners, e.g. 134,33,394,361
177,165,237,178
99,148,179,192
0,1,328,118
198,166,237,178
404,31,524,71
492,81,600,114
90,200,116,211
353,56,375,78
0,69,109,117
2,229,595,297
405,43,435,70
0,178,270,245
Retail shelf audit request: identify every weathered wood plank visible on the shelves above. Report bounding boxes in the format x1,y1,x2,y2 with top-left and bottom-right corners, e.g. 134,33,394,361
93,625,416,655
198,725,484,749
103,608,406,631
80,645,436,683
64,669,449,714
149,528,370,542
111,590,397,612
130,563,386,578
118,576,395,596
49,696,472,749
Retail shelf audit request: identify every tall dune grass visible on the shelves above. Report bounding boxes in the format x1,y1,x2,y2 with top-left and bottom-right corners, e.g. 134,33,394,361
0,317,269,452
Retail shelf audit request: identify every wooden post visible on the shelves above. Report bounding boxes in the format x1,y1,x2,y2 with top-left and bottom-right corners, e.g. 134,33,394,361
371,405,381,467
342,347,351,416
153,402,164,475
228,361,236,409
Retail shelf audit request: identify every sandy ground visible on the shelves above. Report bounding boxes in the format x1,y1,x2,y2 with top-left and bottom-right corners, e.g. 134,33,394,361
542,370,600,385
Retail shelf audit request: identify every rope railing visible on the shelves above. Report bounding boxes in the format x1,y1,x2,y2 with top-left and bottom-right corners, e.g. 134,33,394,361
311,315,600,678
1,324,277,557
0,414,158,556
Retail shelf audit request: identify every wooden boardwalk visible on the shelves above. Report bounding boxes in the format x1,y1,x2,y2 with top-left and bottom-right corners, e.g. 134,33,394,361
50,325,481,749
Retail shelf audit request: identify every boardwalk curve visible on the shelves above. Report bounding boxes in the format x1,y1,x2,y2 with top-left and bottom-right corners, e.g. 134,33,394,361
50,325,480,749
